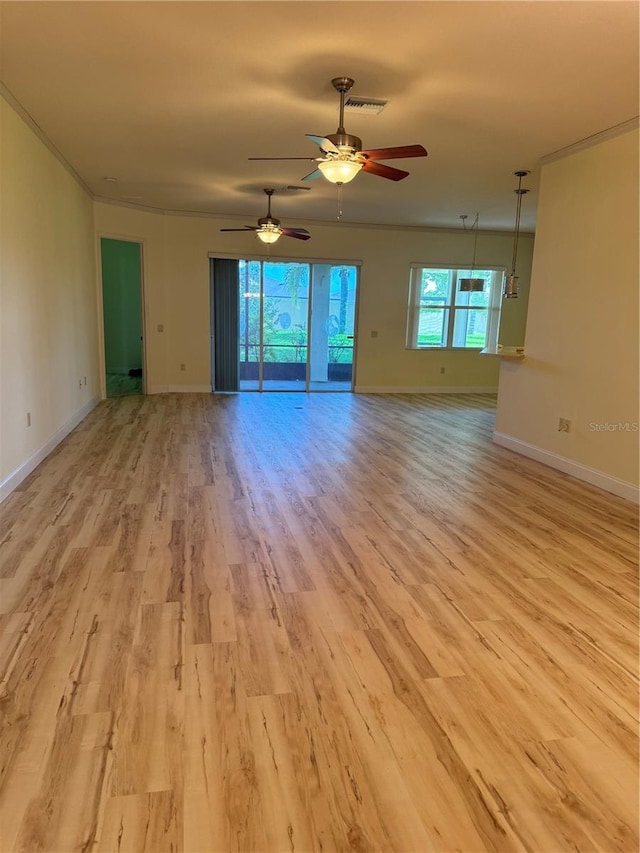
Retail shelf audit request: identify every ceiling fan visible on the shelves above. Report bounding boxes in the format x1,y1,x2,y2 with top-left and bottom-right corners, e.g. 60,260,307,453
249,77,428,185
219,188,310,244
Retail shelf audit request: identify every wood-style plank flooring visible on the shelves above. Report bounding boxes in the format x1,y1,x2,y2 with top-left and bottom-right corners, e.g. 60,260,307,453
0,392,637,852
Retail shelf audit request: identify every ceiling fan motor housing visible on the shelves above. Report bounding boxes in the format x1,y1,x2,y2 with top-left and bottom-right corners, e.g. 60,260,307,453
258,216,280,227
326,132,363,153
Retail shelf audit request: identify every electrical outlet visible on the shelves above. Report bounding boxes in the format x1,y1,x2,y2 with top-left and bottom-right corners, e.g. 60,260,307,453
27,412,31,427
440,367,445,374
558,417,571,433
158,324,164,332
370,330,378,338
180,363,186,371
79,379,82,388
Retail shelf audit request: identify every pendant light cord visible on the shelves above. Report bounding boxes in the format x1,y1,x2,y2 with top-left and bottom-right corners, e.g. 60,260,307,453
461,213,480,271
511,172,530,276
470,212,479,271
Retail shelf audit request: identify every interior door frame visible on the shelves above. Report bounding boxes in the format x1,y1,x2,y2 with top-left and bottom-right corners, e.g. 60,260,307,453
96,233,149,399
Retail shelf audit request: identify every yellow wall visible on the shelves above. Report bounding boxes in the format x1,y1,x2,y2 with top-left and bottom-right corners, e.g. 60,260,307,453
0,96,99,493
495,128,639,498
94,202,534,393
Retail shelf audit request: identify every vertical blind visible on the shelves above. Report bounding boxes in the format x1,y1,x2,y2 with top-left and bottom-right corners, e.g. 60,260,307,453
211,258,239,392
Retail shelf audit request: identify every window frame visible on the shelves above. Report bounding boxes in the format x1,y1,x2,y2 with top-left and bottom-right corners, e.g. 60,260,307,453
406,264,505,351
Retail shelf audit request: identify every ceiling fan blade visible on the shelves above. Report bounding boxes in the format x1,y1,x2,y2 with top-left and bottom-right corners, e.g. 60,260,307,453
301,168,323,181
306,134,340,154
361,160,409,181
219,226,258,232
281,228,311,241
360,144,428,161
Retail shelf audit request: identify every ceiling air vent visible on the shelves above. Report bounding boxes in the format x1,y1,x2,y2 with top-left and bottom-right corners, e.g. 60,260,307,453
344,96,387,115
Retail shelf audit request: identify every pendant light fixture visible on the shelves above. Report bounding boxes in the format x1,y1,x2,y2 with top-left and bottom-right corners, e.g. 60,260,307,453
459,213,485,292
504,170,530,299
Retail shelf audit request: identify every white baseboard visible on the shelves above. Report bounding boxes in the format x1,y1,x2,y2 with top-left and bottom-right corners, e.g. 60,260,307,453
354,385,498,394
493,431,639,504
147,385,212,394
152,385,496,396
0,395,101,505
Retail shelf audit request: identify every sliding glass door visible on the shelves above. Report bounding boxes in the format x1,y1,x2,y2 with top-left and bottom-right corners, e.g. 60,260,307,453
263,261,310,390
237,259,358,392
309,264,356,391
238,260,261,391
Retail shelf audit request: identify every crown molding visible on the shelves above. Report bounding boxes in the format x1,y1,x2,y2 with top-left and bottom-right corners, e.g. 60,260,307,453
1,83,93,199
95,195,532,238
540,116,639,165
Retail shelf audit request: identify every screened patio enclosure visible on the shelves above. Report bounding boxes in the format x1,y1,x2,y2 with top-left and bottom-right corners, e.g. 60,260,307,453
211,258,358,392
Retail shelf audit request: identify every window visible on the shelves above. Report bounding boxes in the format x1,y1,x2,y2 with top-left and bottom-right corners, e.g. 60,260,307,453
406,266,503,350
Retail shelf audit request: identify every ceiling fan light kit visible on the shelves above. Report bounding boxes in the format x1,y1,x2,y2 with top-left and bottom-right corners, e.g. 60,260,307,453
256,224,282,244
317,158,363,185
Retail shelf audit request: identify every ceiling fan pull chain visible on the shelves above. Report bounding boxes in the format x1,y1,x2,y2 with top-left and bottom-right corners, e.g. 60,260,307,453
337,184,343,220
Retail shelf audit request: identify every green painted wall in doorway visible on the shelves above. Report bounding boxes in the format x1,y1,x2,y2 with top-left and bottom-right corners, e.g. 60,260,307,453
101,238,142,375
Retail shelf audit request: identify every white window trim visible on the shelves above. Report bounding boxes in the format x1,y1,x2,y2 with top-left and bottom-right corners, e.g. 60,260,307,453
406,264,504,351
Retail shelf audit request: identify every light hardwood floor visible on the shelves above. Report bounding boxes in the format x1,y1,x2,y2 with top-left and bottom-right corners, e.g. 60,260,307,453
0,392,637,852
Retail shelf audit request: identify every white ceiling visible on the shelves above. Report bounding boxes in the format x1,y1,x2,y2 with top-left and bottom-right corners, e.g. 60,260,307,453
1,1,638,232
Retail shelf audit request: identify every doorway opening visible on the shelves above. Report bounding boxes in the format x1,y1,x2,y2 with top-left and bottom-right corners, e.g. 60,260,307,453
100,238,145,397
211,258,358,392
